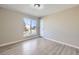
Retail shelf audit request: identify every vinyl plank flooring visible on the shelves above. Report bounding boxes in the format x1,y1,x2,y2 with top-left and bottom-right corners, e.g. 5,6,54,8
60,46,76,55
0,38,79,55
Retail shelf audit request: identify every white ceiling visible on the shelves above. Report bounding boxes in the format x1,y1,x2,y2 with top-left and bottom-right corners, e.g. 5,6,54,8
0,4,78,17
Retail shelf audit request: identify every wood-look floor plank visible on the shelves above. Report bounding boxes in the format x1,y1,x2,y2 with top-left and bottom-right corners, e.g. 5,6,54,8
0,38,79,55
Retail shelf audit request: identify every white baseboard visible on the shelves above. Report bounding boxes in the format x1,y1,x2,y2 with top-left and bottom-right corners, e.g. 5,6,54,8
0,35,39,47
0,39,26,47
42,36,79,49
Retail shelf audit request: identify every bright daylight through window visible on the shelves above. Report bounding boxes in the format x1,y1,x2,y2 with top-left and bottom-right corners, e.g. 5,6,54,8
23,18,37,37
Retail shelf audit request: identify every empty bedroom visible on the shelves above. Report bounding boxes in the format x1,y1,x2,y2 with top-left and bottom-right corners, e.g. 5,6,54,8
0,4,79,55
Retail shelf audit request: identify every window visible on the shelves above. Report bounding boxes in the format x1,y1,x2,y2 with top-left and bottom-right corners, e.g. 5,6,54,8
23,18,37,37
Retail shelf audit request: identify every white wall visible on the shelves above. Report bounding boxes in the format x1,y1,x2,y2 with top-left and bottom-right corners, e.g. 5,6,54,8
40,6,79,47
0,8,38,45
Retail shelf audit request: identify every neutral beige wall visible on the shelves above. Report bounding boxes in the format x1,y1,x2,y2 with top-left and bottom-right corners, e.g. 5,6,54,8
0,8,38,45
40,6,79,47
